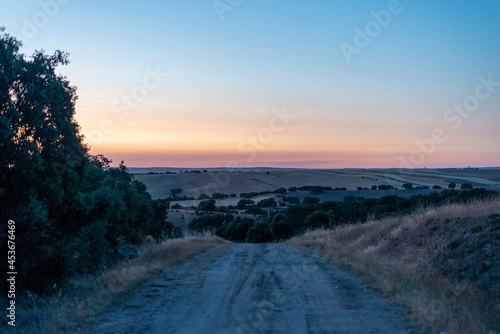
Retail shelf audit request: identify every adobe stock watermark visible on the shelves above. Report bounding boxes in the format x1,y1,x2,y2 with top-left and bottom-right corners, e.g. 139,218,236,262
213,0,243,21
237,107,296,162
86,65,169,146
50,65,167,182
199,107,295,196
339,0,411,64
398,74,499,169
19,0,71,42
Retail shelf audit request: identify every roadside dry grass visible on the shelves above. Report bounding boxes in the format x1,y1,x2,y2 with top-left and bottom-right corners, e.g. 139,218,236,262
288,199,500,334
10,235,228,333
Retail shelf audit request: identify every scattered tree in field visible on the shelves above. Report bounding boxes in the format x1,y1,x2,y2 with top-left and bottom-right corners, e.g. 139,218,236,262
303,196,320,204
274,187,287,194
245,206,267,216
448,182,457,189
461,183,473,190
211,192,228,199
310,186,326,194
170,188,183,197
433,185,442,189
258,198,277,208
198,200,216,212
283,196,300,205
237,199,255,210
402,183,413,190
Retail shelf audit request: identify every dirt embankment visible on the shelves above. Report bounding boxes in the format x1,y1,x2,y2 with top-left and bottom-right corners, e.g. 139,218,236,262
86,243,413,334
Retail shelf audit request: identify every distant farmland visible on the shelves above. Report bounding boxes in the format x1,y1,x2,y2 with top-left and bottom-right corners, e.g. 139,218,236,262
133,168,500,200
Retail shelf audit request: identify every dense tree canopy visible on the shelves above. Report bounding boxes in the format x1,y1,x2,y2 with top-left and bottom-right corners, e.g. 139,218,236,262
0,30,175,294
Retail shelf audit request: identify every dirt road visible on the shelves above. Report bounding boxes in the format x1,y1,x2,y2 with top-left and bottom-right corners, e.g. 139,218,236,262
87,244,413,334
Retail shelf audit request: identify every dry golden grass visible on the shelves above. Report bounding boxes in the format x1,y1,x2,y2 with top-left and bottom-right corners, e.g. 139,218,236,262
288,199,500,334
10,235,228,333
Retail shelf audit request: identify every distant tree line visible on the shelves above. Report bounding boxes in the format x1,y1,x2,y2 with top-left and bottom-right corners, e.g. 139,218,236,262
188,188,498,243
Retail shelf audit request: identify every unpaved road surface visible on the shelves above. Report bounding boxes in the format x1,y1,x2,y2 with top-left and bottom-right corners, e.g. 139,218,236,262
87,244,413,334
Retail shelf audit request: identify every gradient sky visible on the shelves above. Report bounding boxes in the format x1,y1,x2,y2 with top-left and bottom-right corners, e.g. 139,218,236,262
2,0,499,168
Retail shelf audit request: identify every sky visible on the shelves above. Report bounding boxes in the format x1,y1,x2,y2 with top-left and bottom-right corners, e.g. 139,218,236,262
1,0,499,168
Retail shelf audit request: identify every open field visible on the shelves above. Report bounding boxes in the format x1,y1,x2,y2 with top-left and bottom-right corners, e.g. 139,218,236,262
134,168,500,199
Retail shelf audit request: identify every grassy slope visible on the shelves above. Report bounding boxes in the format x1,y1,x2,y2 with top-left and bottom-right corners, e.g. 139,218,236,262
288,199,500,334
9,235,228,333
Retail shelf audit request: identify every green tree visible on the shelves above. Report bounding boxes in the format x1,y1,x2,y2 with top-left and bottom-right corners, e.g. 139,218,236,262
237,199,254,210
222,216,254,242
198,199,216,212
270,213,293,240
303,196,320,204
402,183,413,190
170,188,183,197
304,211,330,229
0,30,172,294
246,223,273,243
460,183,473,190
448,182,457,189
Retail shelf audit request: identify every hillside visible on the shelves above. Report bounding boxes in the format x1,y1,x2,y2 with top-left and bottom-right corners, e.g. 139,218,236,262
134,168,500,199
289,199,500,333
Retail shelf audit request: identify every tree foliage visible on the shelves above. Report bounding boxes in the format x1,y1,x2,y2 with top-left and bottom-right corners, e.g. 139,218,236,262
0,30,175,294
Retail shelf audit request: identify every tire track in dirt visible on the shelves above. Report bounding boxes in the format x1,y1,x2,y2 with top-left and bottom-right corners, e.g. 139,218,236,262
86,244,414,334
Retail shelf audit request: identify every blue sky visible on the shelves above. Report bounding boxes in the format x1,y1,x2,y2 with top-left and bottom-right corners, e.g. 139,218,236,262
1,0,499,168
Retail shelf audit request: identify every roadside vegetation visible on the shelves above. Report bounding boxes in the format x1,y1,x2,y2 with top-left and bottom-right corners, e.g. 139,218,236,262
0,31,182,297
288,199,500,334
1,235,227,333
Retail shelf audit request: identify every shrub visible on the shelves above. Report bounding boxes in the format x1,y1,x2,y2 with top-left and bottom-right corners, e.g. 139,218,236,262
402,183,413,190
246,223,273,243
461,183,473,190
305,211,331,229
188,214,233,234
274,188,287,194
270,214,294,240
257,198,277,208
222,217,255,242
283,196,300,205
245,206,267,216
237,199,255,210
198,200,216,212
